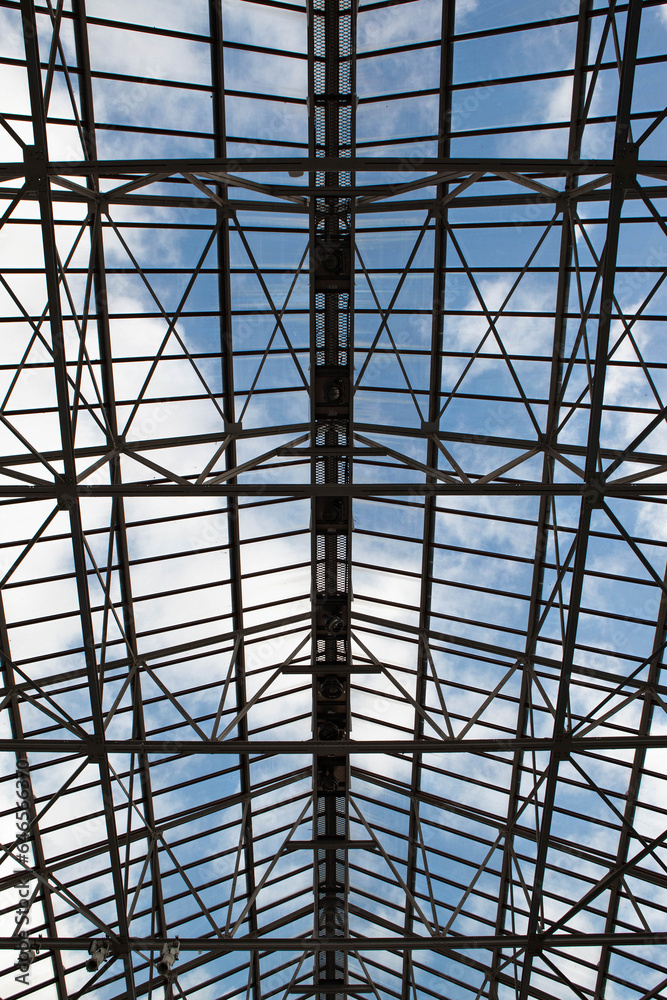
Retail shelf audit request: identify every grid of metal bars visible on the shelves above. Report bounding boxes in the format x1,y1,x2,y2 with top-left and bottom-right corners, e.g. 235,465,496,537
1,2,667,1000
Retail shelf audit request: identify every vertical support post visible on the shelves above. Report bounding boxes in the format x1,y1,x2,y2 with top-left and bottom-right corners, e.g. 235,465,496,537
517,4,643,997
209,5,262,999
401,1,454,995
489,3,594,994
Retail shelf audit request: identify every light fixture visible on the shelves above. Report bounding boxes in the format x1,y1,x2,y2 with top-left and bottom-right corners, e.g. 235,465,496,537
318,718,344,740
324,614,344,635
323,379,344,403
157,940,180,976
322,248,345,273
86,939,110,973
320,675,344,700
321,499,344,523
319,768,339,793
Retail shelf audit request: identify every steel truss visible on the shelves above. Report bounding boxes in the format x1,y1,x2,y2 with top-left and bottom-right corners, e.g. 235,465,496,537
1,2,666,1000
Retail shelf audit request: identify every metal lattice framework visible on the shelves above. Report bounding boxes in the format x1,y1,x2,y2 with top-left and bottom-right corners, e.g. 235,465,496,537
1,1,667,999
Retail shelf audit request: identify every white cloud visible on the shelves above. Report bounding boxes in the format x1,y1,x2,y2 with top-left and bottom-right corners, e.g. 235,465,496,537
456,0,480,24
1,7,665,1000
357,0,442,52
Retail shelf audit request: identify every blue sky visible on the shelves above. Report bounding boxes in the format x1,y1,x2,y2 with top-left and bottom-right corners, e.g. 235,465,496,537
1,3,666,1000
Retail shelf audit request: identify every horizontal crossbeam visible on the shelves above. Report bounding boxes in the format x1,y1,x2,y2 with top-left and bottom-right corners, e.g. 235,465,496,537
2,933,665,952
2,736,666,753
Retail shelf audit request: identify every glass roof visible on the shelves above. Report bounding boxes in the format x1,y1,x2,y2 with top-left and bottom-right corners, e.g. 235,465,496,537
1,2,666,1000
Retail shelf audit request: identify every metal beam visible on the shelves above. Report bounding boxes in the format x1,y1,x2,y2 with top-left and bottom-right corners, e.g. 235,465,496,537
0,483,663,498
2,932,665,953
2,735,666,753
1,156,664,176
517,5,644,997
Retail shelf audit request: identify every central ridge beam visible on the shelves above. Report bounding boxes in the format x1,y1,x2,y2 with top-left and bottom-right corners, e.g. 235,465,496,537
308,1,357,995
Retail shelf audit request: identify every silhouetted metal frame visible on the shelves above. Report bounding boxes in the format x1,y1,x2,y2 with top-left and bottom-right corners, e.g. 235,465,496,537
1,2,666,1000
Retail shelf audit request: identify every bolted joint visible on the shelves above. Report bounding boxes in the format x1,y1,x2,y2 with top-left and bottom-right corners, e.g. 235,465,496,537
582,472,605,509
615,141,637,190
554,731,572,762
57,493,77,512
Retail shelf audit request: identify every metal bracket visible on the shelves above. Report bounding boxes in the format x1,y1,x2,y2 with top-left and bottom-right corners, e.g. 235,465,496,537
23,145,47,192
615,142,637,190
